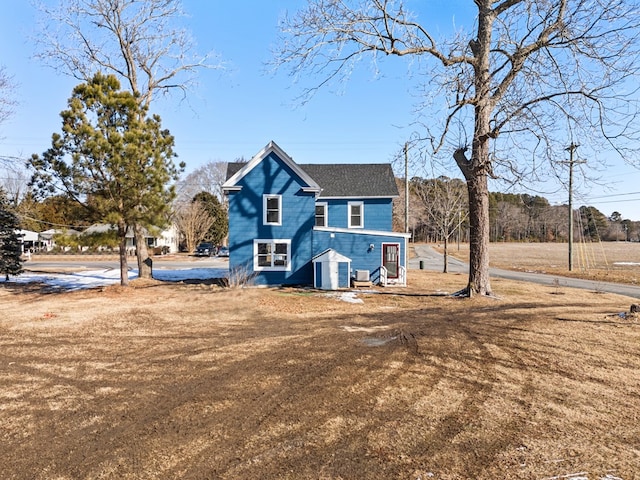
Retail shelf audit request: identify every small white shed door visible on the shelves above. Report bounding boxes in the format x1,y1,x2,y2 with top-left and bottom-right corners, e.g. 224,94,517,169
322,260,340,290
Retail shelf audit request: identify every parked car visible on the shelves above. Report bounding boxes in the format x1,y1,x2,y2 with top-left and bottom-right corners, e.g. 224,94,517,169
194,242,216,257
217,246,229,257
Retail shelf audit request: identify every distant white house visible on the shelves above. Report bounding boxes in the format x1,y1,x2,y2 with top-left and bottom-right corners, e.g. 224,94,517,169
16,229,39,253
38,229,80,252
28,224,179,254
154,224,180,254
82,223,180,254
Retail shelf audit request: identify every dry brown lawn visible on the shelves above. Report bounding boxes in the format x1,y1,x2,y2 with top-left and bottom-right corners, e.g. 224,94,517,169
1,267,639,479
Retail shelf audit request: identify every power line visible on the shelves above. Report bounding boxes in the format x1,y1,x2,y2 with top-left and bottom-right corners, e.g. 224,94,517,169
586,197,640,205
584,191,640,200
15,214,88,230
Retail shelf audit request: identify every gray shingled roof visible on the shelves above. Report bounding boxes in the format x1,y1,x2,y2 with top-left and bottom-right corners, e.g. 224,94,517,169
226,162,398,198
301,164,398,198
226,162,246,179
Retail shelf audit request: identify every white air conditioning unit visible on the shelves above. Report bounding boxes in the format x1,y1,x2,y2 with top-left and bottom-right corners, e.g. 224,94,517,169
355,270,370,282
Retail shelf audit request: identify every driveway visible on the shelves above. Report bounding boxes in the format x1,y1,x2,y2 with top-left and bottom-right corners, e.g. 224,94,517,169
411,244,640,300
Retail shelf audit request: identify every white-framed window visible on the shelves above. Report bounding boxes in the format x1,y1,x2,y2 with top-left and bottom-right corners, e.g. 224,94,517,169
254,239,291,271
263,194,282,225
348,201,364,228
315,202,328,227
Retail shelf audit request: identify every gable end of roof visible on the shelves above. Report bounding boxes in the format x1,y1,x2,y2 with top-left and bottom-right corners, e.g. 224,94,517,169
222,141,321,193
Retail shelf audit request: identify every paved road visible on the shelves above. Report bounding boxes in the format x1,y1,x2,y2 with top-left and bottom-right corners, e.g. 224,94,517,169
411,244,640,300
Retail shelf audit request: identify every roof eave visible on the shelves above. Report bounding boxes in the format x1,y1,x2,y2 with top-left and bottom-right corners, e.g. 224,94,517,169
318,194,399,200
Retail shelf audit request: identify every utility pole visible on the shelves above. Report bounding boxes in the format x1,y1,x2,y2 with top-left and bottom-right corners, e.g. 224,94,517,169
404,142,409,234
563,143,585,271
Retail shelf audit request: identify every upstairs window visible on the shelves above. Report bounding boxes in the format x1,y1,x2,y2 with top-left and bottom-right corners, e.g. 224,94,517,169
263,194,282,225
348,202,364,228
315,202,328,227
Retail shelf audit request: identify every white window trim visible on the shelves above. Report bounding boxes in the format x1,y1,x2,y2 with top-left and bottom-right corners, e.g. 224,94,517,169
253,239,292,271
315,202,328,227
263,194,282,226
348,201,364,229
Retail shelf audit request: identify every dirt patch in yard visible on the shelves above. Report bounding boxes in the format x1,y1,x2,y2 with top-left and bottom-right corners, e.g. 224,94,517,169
1,271,639,479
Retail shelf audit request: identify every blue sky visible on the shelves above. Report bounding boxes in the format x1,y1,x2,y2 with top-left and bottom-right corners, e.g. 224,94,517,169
2,0,640,221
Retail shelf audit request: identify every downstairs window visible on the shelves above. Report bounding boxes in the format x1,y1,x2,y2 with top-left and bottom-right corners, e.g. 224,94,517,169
254,239,291,271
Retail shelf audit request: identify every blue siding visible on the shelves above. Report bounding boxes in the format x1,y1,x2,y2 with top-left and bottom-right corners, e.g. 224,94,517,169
312,229,406,284
324,198,393,230
228,152,315,285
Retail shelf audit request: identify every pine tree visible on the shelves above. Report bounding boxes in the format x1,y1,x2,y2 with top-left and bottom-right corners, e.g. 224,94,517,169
30,73,182,286
0,190,23,281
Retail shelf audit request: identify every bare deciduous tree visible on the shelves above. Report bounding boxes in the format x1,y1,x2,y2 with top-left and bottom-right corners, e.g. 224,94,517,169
175,160,231,207
494,201,527,241
0,161,30,208
174,200,214,254
412,176,468,273
0,67,24,208
33,0,220,278
0,66,18,170
274,0,640,296
0,66,15,130
33,0,216,105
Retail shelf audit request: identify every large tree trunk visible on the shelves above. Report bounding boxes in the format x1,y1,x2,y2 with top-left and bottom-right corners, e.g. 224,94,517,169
454,145,493,297
117,221,129,286
134,223,153,279
452,3,494,296
466,171,491,296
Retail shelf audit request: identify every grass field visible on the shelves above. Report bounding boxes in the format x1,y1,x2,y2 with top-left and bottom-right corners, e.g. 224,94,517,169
1,245,640,479
434,241,640,285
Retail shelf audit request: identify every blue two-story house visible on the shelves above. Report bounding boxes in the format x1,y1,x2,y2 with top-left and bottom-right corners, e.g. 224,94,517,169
223,141,410,288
